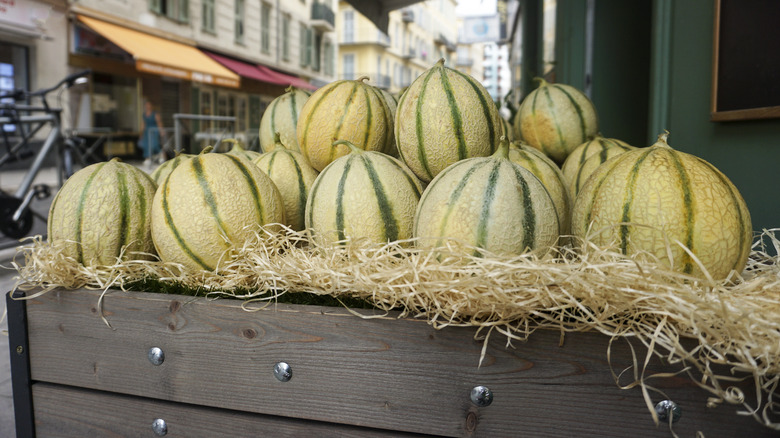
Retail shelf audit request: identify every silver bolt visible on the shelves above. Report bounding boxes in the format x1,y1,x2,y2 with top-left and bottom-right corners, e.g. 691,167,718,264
470,385,493,407
273,362,292,382
148,347,165,366
655,400,682,423
151,418,168,436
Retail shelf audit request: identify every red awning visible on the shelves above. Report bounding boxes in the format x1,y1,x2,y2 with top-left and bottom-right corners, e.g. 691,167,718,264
203,51,287,86
256,65,317,91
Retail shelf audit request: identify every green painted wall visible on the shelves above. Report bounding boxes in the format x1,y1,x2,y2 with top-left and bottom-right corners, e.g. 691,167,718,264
552,0,780,233
591,0,652,147
667,0,780,233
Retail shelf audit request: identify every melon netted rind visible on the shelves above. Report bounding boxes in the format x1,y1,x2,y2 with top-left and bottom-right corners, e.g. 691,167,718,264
305,141,423,247
395,59,503,183
414,140,560,256
297,78,394,172
514,78,599,164
571,132,753,280
508,141,572,235
259,86,311,153
151,153,285,272
47,159,158,266
561,136,634,195
254,139,319,232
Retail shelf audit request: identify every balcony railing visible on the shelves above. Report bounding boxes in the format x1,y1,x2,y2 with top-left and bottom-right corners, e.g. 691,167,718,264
311,2,335,32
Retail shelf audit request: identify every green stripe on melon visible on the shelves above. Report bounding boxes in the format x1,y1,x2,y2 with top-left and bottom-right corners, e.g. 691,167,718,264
414,140,560,256
396,59,502,183
152,152,285,271
259,86,311,152
47,158,157,266
254,136,320,231
508,141,571,235
561,136,634,196
298,77,394,172
305,140,423,246
571,132,753,281
514,78,598,163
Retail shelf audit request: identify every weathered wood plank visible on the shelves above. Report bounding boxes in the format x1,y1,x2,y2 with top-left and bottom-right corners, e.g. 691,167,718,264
32,382,429,437
24,288,776,437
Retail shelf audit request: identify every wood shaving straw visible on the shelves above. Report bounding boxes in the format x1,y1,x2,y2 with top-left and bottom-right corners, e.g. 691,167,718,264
8,226,780,431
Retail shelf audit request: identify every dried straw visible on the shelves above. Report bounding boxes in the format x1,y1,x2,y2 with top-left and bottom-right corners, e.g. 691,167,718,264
8,226,780,431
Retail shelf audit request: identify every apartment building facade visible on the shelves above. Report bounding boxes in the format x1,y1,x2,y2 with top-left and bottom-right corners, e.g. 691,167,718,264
337,0,457,94
3,0,338,155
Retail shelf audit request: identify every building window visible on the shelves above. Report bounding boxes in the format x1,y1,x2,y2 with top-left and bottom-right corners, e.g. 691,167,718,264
312,33,321,72
200,89,213,132
343,54,354,80
343,10,354,43
323,41,333,76
235,0,245,43
299,23,311,67
261,2,271,54
202,0,215,32
281,14,291,61
237,96,247,133
150,0,189,23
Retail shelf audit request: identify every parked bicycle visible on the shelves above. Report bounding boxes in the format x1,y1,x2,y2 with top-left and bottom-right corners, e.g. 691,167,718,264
0,69,91,238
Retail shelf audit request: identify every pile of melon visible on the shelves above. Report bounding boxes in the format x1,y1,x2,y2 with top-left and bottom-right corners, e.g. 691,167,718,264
47,60,752,282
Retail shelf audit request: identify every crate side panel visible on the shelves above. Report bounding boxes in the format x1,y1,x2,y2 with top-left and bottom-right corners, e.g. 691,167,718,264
25,289,777,437
32,382,431,437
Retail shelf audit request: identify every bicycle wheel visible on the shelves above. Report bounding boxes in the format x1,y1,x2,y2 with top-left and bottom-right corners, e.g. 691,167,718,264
0,195,34,239
63,144,75,179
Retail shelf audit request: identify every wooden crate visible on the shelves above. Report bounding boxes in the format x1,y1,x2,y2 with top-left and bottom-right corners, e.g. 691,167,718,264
7,288,777,437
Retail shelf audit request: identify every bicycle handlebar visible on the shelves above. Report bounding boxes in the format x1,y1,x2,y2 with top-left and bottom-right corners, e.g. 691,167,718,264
0,69,91,107
29,69,91,98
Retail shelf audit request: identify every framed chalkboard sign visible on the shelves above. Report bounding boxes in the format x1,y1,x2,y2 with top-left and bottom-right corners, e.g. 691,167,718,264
711,0,780,121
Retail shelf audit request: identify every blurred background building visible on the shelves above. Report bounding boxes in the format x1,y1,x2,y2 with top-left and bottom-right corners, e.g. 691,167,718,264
337,0,458,94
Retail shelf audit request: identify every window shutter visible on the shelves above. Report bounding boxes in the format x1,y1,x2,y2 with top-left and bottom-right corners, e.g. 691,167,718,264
149,0,161,14
300,24,309,67
180,0,189,22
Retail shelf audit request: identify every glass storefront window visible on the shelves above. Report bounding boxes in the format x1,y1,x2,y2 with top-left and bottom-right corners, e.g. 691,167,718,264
0,43,29,134
91,73,138,132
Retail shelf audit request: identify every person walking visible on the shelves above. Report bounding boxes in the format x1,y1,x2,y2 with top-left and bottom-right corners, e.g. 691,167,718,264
139,100,166,167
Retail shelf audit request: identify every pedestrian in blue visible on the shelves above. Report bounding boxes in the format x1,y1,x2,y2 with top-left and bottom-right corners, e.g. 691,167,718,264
139,100,166,167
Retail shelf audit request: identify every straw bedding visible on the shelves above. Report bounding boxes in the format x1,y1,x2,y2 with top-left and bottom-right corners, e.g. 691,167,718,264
7,226,780,432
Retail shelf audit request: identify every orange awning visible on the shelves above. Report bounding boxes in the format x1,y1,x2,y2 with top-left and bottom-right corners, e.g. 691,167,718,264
77,15,240,88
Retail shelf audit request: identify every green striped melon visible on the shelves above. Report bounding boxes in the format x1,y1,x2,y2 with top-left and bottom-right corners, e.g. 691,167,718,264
395,59,502,183
47,158,157,266
297,77,394,172
571,132,752,280
151,152,285,271
224,139,262,161
150,151,195,185
562,136,634,196
514,78,598,163
501,117,515,142
259,86,311,152
508,140,571,235
380,88,398,119
305,140,423,246
254,136,319,231
414,140,560,256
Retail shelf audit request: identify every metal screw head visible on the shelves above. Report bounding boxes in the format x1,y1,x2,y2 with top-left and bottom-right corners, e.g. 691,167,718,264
470,385,493,407
148,347,165,366
15,345,23,355
152,418,168,436
655,400,682,423
273,361,292,382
